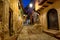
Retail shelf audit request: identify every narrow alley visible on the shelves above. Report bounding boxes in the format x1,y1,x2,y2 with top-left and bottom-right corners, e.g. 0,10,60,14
0,0,60,40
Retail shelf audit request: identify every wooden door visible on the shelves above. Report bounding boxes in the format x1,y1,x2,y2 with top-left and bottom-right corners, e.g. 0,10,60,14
47,9,59,30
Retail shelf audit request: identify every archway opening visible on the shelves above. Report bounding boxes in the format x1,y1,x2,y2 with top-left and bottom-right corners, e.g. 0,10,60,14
47,9,59,30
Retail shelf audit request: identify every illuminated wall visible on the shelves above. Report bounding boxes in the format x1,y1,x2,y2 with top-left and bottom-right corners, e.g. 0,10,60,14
9,0,23,33
39,0,60,31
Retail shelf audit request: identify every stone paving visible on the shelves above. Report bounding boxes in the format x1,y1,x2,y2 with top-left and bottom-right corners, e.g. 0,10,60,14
17,26,58,40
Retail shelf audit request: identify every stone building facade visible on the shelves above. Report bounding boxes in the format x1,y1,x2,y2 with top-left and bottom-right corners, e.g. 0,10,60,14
39,0,60,31
0,0,23,40
0,0,9,40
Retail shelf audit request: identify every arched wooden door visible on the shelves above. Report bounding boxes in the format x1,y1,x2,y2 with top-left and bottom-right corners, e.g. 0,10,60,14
47,9,59,30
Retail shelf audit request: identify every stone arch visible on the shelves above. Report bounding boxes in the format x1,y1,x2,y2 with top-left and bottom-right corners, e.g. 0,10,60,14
47,8,59,30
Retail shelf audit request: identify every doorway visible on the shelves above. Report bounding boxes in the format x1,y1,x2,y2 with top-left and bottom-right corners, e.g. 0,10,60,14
47,9,59,30
9,8,13,36
0,1,3,22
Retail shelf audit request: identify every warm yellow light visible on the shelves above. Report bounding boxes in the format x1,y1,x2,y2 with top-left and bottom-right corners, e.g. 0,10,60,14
35,0,42,11
18,16,22,21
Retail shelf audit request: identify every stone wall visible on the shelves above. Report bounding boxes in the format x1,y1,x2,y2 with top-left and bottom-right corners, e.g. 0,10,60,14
0,0,9,40
9,0,23,33
39,0,60,31
0,0,23,40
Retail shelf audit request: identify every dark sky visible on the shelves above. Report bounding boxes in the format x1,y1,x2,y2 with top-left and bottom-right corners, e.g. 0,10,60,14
22,0,31,8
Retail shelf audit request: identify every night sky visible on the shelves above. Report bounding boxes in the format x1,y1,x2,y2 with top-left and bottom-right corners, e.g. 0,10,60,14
22,0,31,8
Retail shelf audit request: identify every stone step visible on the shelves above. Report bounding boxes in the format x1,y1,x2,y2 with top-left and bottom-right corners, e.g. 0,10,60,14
43,30,60,39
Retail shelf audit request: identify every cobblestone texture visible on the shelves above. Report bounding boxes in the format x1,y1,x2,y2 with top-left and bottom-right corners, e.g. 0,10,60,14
17,26,58,40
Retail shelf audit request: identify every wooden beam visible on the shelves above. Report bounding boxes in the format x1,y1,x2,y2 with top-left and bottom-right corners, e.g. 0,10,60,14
39,0,47,5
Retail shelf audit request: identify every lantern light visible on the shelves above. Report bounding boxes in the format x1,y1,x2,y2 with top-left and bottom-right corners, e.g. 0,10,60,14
29,3,33,8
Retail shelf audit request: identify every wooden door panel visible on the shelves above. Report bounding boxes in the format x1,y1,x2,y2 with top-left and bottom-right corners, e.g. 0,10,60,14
47,9,59,30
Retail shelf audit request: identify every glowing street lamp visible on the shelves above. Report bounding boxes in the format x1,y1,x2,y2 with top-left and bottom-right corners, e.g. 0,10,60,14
29,3,33,8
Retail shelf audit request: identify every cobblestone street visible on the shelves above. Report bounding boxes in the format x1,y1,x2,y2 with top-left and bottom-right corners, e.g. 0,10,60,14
17,26,58,40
